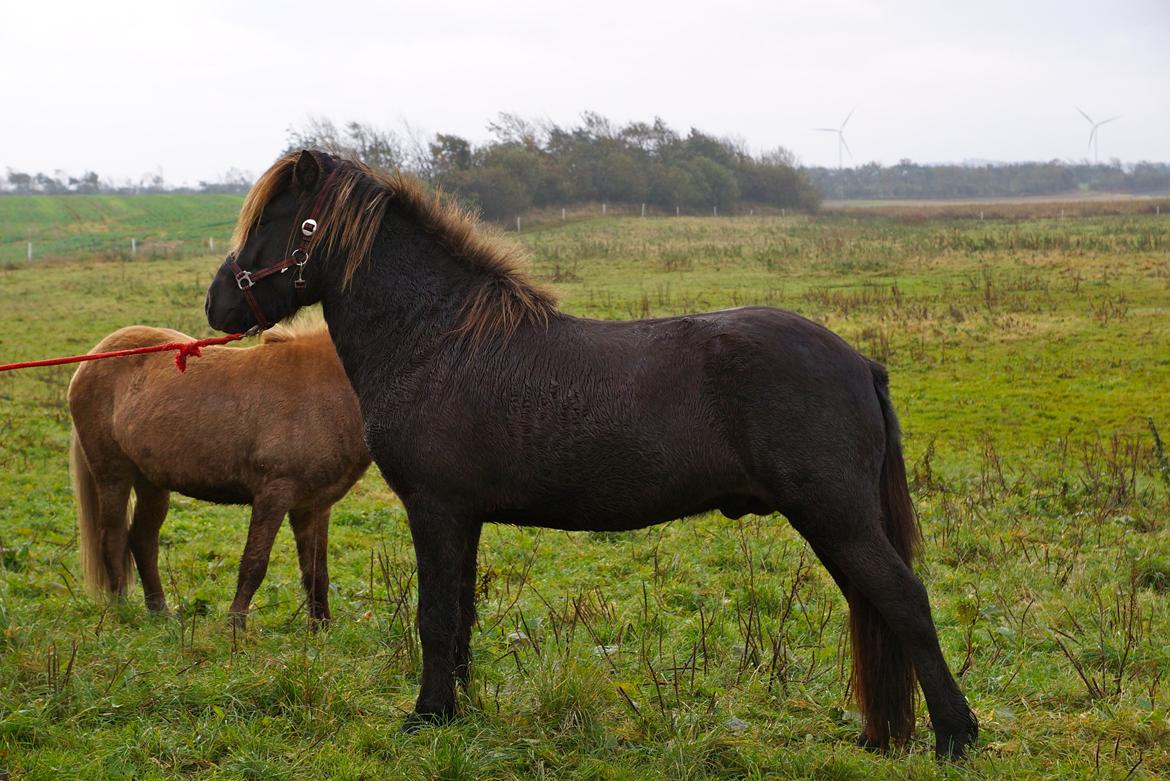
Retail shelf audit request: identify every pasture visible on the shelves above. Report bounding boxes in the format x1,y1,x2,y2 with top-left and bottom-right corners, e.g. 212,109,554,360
1,201,1168,779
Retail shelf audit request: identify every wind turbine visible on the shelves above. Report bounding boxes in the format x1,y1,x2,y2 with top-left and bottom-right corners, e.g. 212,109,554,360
1076,107,1120,164
814,108,855,169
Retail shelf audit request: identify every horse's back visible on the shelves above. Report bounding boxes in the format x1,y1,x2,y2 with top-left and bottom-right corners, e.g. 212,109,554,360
92,325,192,353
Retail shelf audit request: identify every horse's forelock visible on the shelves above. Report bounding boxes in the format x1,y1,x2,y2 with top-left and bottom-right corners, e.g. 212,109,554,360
231,153,299,253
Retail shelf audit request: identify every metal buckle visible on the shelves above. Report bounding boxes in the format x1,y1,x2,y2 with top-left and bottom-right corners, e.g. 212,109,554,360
235,269,254,289
301,219,317,238
292,247,309,265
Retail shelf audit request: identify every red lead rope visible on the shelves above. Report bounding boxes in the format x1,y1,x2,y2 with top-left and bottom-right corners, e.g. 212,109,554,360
0,333,245,374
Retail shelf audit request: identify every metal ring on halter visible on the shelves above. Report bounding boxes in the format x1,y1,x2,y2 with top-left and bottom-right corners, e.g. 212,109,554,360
301,219,318,238
235,270,254,289
292,247,309,265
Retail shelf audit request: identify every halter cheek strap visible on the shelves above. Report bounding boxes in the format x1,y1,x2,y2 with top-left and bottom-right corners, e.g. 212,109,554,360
230,171,336,331
229,226,314,331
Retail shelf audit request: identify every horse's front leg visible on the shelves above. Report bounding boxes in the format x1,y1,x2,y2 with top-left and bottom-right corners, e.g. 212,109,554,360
403,498,477,730
228,486,293,628
454,522,483,687
289,506,332,628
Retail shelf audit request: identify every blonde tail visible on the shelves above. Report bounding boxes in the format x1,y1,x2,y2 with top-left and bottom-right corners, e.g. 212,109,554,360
71,429,131,593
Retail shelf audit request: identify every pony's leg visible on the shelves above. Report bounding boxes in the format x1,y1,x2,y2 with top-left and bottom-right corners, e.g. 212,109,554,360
96,478,134,598
816,523,975,758
128,477,170,613
454,522,483,688
228,490,291,628
403,498,477,729
289,506,331,628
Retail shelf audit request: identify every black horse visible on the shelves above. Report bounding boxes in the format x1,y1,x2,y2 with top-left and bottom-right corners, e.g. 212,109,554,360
205,150,977,758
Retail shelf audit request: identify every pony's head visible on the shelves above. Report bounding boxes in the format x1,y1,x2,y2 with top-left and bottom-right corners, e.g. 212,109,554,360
207,147,557,339
206,150,352,333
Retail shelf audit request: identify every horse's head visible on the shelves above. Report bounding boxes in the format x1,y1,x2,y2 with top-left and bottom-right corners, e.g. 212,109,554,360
206,150,334,334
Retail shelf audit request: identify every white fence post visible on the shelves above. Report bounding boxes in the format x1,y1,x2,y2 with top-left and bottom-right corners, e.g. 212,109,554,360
516,216,521,232
131,238,137,256
602,203,607,216
675,206,679,217
27,242,33,261
561,207,566,221
209,237,215,252
713,205,717,217
641,203,645,217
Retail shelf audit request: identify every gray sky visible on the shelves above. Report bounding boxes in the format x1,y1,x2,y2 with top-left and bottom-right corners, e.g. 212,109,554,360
2,0,1167,186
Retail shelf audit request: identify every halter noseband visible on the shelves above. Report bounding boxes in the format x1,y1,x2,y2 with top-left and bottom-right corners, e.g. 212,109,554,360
229,172,334,331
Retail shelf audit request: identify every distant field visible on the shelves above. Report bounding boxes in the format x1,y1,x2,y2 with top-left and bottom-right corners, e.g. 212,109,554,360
823,193,1170,221
1,200,1168,778
0,194,243,264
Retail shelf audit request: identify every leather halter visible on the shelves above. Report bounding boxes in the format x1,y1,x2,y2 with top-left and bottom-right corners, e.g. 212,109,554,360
229,172,335,331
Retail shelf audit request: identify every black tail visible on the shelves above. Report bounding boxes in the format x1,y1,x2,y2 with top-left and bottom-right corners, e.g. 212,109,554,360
849,361,921,749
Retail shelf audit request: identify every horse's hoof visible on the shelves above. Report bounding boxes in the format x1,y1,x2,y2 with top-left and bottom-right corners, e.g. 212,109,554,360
854,731,886,753
401,710,453,734
935,725,978,760
227,612,248,631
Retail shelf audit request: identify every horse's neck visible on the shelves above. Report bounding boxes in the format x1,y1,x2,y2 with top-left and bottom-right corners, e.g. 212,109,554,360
320,212,469,389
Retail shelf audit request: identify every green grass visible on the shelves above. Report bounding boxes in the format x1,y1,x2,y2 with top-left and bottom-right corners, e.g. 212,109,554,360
1,202,1168,779
0,194,242,264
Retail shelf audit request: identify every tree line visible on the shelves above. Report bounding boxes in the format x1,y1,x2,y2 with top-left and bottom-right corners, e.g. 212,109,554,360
5,115,1168,211
806,160,1170,200
283,113,822,218
0,168,253,196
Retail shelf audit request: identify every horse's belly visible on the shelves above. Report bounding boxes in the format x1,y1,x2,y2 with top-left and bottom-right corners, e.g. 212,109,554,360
168,482,253,505
485,473,761,532
125,448,254,505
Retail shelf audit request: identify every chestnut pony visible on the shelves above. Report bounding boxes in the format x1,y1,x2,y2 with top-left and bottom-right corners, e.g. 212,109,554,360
68,320,370,627
204,150,977,757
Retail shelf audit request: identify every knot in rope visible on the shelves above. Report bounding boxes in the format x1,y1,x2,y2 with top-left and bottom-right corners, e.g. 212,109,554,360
0,333,245,374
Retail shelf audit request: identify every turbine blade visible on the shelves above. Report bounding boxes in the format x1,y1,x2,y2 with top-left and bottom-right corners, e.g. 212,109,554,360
841,106,856,130
1098,115,1121,126
813,128,838,132
840,135,853,157
1076,106,1094,124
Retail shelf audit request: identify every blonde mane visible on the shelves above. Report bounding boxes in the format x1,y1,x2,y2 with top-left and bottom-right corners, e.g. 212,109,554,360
260,311,330,344
235,152,558,341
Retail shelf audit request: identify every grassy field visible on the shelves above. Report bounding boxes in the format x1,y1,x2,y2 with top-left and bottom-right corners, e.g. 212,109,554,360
0,194,242,265
1,199,1168,779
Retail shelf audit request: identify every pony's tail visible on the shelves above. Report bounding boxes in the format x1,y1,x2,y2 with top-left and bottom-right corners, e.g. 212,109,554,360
71,429,131,593
849,361,922,749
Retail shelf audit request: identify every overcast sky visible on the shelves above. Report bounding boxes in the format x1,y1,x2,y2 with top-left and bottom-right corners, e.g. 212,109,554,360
1,0,1167,186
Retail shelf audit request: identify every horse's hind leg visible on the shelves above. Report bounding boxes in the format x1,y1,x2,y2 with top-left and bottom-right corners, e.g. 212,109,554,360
808,516,975,758
95,477,134,598
228,487,292,628
289,505,331,627
129,476,170,613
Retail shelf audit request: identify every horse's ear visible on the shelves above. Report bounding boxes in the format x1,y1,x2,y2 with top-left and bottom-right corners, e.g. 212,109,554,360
293,150,321,192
